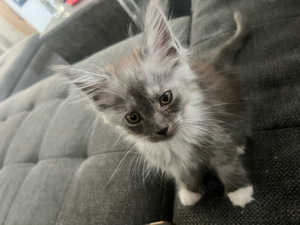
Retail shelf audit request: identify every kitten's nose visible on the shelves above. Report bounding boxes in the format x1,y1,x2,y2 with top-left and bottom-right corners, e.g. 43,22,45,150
156,127,169,136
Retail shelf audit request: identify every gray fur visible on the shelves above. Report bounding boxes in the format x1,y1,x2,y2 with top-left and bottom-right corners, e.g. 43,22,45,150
54,0,253,206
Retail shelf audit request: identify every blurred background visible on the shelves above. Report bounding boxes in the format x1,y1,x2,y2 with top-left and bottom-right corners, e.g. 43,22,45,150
0,0,190,58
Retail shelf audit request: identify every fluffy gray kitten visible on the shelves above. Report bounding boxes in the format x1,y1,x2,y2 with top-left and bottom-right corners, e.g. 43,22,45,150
56,0,254,207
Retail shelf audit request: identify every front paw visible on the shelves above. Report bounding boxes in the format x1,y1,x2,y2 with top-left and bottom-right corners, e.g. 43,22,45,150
178,189,202,206
236,145,245,155
227,185,254,207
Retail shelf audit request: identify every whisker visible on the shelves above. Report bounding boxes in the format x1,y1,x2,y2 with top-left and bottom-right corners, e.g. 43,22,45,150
102,105,124,114
178,126,210,145
200,102,240,111
85,113,102,138
200,111,248,120
179,124,228,146
101,144,136,192
127,150,139,195
109,133,123,152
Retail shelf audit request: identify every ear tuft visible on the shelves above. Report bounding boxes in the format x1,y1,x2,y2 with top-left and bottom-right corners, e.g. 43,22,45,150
143,0,181,58
51,65,110,109
51,65,108,83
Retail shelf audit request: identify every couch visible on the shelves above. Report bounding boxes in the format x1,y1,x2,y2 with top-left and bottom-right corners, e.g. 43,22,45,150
0,0,299,224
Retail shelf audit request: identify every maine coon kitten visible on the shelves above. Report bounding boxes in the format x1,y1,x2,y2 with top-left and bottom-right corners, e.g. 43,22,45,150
55,0,254,207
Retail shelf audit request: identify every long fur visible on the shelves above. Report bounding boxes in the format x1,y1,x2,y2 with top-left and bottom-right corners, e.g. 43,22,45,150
54,0,254,207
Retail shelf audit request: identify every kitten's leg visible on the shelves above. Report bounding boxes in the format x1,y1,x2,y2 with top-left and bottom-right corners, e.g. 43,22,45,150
178,187,202,206
211,11,250,68
213,156,254,207
236,145,245,155
174,171,204,206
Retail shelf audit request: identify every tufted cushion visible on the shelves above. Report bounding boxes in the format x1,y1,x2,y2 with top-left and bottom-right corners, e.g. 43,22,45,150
0,17,190,225
172,0,300,224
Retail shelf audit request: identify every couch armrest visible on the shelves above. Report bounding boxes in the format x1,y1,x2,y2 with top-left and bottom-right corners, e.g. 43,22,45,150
0,35,67,102
0,35,41,102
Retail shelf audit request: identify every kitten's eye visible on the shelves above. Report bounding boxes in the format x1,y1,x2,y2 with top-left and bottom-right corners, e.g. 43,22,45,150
160,91,172,105
126,112,141,124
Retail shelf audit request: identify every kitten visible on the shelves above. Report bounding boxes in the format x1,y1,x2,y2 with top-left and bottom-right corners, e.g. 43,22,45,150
55,0,254,207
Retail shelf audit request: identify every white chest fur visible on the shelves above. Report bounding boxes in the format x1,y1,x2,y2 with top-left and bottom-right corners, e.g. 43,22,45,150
134,132,196,177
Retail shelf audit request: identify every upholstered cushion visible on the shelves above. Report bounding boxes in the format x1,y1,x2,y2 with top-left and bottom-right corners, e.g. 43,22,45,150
0,35,67,102
0,17,190,225
173,1,300,224
0,34,40,102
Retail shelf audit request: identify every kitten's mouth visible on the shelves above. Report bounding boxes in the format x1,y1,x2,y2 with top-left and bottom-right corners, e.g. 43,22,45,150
147,131,175,143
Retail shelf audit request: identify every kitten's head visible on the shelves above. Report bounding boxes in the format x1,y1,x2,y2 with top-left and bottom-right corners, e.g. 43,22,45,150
57,0,202,143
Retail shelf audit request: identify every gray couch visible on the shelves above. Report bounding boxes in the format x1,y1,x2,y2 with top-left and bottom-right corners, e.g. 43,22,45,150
0,0,300,224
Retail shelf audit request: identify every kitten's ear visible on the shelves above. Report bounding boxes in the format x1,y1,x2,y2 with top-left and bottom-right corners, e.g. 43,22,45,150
144,0,181,58
52,65,111,109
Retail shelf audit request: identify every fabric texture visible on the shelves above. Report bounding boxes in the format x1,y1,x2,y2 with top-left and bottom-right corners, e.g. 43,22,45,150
0,34,41,102
11,45,68,95
0,17,190,225
42,0,133,64
172,0,300,224
0,35,67,102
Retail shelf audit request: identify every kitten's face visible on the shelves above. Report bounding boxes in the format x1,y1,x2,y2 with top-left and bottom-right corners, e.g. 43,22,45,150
102,55,197,143
59,0,202,143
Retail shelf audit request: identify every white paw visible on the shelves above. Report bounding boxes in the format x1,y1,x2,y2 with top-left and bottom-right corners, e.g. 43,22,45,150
178,189,202,206
236,146,245,155
228,186,254,208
